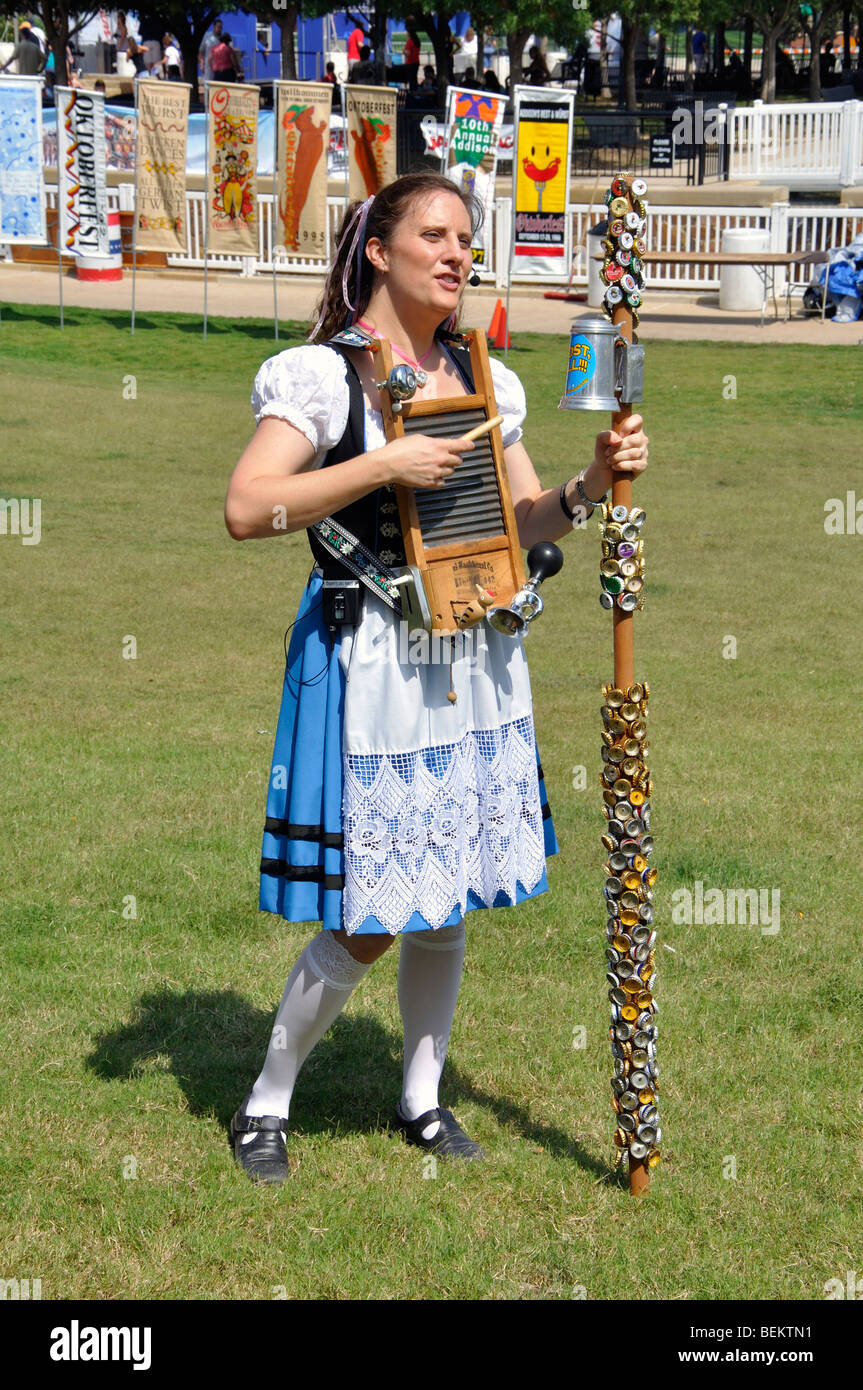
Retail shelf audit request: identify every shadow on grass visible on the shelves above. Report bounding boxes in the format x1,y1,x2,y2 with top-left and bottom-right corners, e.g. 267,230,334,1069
0,302,309,343
86,986,618,1183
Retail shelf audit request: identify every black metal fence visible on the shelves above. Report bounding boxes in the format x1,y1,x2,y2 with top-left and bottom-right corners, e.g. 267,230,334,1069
395,92,734,186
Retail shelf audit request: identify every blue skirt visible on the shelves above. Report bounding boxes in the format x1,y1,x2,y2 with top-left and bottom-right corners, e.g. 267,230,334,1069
259,571,558,934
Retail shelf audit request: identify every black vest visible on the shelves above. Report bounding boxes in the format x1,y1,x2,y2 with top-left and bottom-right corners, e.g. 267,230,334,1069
306,338,475,574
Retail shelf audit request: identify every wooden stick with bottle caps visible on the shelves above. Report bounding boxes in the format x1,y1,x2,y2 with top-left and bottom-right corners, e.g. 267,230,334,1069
599,173,655,1197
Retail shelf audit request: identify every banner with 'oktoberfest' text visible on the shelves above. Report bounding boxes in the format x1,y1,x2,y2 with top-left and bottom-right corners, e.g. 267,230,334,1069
344,85,396,201
135,79,190,253
274,81,332,260
56,86,110,257
206,81,259,255
512,85,574,277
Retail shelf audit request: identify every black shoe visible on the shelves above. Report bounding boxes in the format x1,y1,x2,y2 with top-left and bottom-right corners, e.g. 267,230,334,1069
231,1092,291,1184
394,1103,485,1160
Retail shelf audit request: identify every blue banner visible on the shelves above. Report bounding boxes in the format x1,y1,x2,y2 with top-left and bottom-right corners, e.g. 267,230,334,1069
0,76,46,244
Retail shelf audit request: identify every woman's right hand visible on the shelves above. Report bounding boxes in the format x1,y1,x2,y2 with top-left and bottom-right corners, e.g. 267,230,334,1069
372,432,474,490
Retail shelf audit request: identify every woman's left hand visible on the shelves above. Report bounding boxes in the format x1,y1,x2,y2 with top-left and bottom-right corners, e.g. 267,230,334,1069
588,413,649,496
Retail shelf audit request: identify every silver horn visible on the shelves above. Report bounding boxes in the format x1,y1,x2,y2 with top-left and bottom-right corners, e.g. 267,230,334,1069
487,542,564,638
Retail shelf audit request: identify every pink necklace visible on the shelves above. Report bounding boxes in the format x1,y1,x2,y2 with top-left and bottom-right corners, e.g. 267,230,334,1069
356,318,435,382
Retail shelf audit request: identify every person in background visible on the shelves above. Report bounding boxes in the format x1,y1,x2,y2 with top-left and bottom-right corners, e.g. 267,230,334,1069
349,43,377,84
522,44,551,85
210,30,239,83
347,15,370,63
402,23,421,90
159,33,182,81
323,60,341,101
199,18,224,85
126,35,148,79
460,65,481,90
482,68,503,93
692,27,708,75
0,20,46,75
94,78,106,92
418,63,437,94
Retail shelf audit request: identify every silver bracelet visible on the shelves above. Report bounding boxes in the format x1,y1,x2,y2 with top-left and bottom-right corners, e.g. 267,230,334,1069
576,470,607,510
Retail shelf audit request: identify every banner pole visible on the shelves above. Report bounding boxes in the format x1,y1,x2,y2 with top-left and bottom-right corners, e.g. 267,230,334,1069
131,79,139,335
341,85,349,209
203,82,209,340
505,88,519,361
272,82,279,341
56,85,68,331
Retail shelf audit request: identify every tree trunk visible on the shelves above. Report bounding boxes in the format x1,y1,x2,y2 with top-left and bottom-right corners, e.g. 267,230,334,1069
599,20,611,99
507,28,532,87
622,15,638,111
760,28,780,101
808,16,826,101
743,17,754,90
842,7,851,70
715,22,725,79
684,23,694,94
276,11,297,80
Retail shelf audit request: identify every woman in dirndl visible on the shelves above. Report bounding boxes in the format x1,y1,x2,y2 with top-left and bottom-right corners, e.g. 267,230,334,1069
224,172,648,1183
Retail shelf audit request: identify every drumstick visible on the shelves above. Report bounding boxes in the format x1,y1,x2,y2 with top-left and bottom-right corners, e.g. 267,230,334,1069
457,414,503,443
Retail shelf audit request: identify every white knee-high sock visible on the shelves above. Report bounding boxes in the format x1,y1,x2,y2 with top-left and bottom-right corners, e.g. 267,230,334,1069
397,920,466,1141
242,930,372,1142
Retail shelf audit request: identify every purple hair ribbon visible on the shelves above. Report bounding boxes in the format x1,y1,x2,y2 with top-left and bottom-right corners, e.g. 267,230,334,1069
307,194,375,342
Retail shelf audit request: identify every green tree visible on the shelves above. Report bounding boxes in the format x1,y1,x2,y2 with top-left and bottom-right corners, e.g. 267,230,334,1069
799,1,843,98
0,2,99,82
740,0,801,98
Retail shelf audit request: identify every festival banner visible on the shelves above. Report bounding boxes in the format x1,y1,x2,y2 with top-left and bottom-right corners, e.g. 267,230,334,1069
344,85,396,200
55,86,110,257
512,86,574,276
135,78,190,253
0,76,46,244
274,81,332,260
441,86,506,271
206,81,259,255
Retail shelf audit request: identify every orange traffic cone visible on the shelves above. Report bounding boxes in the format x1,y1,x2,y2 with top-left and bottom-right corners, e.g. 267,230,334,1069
493,303,511,350
487,297,502,341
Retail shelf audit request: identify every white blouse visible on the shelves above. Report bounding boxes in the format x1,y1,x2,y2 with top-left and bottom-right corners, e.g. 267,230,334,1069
251,341,527,464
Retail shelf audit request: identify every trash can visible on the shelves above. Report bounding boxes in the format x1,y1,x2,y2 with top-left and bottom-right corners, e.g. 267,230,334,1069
587,219,607,308
719,227,770,311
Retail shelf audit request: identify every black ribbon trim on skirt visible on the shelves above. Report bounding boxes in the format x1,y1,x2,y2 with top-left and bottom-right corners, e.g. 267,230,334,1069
264,818,344,848
260,859,345,890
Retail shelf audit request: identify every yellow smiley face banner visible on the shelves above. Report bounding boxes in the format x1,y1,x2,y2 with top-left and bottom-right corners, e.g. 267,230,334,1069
512,86,574,278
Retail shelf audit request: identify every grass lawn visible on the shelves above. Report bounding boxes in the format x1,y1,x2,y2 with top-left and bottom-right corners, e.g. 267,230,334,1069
0,303,860,1301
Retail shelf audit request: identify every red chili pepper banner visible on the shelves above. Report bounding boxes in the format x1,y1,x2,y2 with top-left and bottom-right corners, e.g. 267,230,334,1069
344,85,396,201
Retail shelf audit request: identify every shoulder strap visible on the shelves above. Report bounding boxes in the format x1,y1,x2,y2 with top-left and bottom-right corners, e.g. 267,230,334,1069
306,341,403,616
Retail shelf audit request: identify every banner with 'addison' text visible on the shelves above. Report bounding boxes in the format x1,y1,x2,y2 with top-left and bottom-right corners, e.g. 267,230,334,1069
344,85,396,201
206,81,259,255
135,79,190,253
56,86,110,257
442,86,506,273
512,86,574,277
274,81,332,260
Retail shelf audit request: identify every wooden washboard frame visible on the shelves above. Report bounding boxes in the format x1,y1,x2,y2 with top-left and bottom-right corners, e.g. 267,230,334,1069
376,329,526,632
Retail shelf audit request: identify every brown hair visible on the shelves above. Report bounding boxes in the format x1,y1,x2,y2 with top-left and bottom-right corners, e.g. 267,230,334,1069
310,173,482,344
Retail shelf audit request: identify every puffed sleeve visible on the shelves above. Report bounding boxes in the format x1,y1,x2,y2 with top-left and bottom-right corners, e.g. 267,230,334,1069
488,354,527,448
250,344,350,456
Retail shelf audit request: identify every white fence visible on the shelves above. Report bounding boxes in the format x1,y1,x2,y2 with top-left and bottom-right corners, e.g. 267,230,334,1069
729,99,863,187
38,186,863,294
